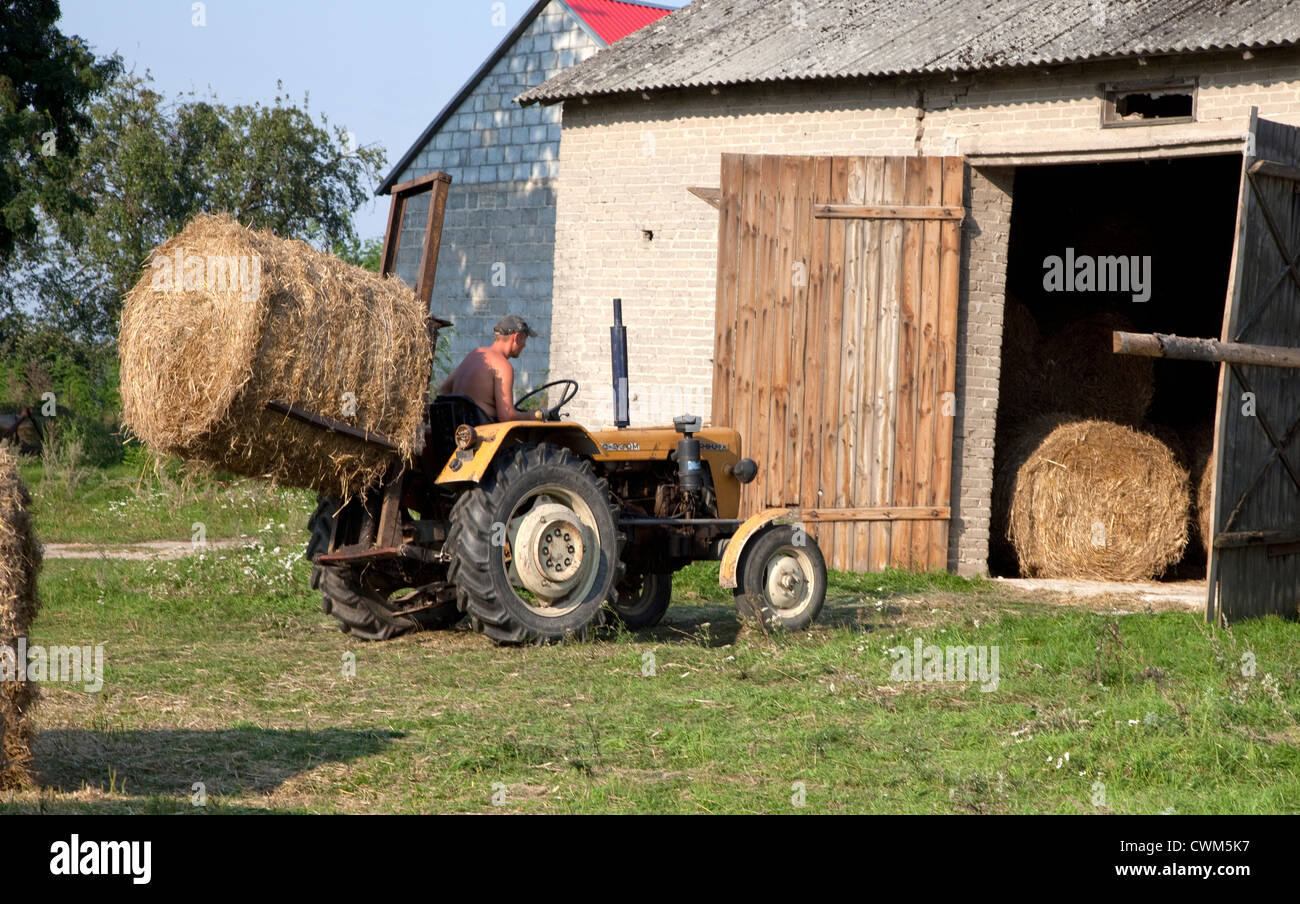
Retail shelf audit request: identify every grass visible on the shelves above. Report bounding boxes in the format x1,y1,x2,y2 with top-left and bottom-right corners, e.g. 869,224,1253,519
18,449,315,546
4,540,1297,814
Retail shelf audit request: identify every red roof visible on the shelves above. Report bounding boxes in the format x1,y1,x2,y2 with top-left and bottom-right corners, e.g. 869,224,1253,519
566,0,674,45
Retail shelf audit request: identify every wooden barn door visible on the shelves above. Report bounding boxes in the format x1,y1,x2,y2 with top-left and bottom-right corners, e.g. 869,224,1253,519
1208,113,1300,622
712,153,964,572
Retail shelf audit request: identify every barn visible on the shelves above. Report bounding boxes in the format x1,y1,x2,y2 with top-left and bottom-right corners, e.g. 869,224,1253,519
518,0,1300,621
378,0,673,387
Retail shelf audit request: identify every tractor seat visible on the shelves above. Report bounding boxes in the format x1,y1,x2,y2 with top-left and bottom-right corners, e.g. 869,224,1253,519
431,394,494,429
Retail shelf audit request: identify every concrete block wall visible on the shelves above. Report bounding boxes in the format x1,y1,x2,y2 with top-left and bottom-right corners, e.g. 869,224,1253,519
546,46,1300,574
393,0,601,388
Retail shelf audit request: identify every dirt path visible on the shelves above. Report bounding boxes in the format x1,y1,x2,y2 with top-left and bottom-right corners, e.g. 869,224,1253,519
992,577,1204,610
43,538,251,560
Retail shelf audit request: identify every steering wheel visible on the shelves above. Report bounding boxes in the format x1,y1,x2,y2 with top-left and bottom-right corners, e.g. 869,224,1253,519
516,379,579,421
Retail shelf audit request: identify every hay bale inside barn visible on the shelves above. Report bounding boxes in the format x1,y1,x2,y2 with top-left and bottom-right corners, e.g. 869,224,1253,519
0,444,42,789
988,156,1239,581
999,420,1190,581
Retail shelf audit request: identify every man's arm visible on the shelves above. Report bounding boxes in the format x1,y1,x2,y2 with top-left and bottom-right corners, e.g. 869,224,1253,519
436,373,454,396
492,356,540,422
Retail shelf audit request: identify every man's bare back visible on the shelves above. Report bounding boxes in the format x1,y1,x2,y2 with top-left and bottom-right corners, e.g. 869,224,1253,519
436,316,539,423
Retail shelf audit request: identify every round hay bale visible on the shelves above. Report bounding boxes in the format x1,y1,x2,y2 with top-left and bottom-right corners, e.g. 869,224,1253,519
119,214,432,498
1006,419,1189,580
1198,450,1215,555
1041,313,1154,425
0,443,41,789
991,414,1069,574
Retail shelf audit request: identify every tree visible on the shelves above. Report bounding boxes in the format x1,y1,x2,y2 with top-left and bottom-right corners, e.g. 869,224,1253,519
25,71,387,340
332,235,384,273
0,0,120,261
2,65,387,461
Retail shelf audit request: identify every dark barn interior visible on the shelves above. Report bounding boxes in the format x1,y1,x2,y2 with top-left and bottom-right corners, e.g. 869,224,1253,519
993,154,1243,578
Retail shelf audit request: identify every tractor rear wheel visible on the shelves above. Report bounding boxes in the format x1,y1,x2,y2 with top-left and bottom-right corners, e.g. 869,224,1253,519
609,570,672,629
447,443,621,644
306,497,461,641
734,525,827,631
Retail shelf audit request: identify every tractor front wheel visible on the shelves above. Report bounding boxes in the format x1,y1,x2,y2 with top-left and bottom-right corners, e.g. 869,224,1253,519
734,525,827,631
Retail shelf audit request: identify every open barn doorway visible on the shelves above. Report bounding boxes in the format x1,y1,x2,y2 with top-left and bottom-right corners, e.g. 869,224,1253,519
991,154,1242,581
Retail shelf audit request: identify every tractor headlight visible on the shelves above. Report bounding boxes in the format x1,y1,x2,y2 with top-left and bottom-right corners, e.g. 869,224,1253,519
729,458,758,483
455,424,479,451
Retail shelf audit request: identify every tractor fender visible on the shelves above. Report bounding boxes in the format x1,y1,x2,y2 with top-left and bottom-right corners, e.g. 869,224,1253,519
434,422,602,485
719,507,803,589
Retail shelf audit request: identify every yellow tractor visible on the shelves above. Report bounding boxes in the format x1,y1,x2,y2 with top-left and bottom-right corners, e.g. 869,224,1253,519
304,298,826,644
302,174,826,643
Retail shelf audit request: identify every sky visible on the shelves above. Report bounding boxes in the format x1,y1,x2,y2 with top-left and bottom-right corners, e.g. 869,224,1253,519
55,0,558,241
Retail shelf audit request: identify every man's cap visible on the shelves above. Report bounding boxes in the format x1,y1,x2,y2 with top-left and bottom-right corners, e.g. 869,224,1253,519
494,314,538,337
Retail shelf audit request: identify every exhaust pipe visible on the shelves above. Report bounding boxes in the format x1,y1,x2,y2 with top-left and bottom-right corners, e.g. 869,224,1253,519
611,298,630,428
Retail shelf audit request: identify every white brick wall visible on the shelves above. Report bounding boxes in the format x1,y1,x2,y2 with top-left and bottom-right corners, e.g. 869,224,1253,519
393,0,601,387
546,46,1300,574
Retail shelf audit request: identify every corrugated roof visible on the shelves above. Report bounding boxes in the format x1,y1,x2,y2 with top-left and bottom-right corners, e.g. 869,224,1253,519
566,0,676,44
518,0,1300,104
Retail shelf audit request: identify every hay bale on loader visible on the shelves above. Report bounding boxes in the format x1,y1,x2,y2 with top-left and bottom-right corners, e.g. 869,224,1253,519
1041,313,1154,425
120,214,431,498
0,443,42,789
999,418,1190,580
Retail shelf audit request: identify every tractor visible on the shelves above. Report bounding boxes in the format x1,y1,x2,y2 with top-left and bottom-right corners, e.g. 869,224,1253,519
300,173,827,643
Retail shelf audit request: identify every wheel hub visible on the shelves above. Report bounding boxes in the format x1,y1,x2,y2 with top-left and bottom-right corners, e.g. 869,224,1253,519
513,502,592,602
766,553,809,610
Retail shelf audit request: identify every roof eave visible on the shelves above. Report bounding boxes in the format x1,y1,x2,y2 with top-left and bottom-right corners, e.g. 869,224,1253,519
518,38,1300,107
377,0,556,195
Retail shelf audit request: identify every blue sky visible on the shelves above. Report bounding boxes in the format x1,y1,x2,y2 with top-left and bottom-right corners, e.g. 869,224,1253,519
56,0,555,240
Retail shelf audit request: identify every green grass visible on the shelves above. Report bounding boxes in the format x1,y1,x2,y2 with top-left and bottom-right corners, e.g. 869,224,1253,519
19,450,316,546
5,543,1298,814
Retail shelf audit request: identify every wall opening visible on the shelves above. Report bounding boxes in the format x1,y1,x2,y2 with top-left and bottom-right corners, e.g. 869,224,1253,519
1102,81,1197,126
991,154,1242,580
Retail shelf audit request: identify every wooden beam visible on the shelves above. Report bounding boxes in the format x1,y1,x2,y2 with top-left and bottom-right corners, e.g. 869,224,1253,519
375,461,404,548
1113,331,1300,369
389,171,452,198
688,186,721,209
1214,529,1300,549
1249,158,1300,184
799,506,950,522
265,400,399,451
379,193,404,278
814,204,964,221
415,176,450,309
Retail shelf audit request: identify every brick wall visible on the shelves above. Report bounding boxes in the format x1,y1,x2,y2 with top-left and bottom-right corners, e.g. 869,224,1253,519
954,166,1014,575
546,46,1300,574
393,0,601,387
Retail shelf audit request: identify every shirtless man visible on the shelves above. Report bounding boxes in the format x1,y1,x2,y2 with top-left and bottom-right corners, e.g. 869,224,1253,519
437,315,548,423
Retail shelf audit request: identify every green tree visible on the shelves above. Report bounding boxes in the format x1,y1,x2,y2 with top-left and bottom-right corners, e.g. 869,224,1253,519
0,0,120,262
2,66,386,463
18,71,386,341
332,235,384,273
